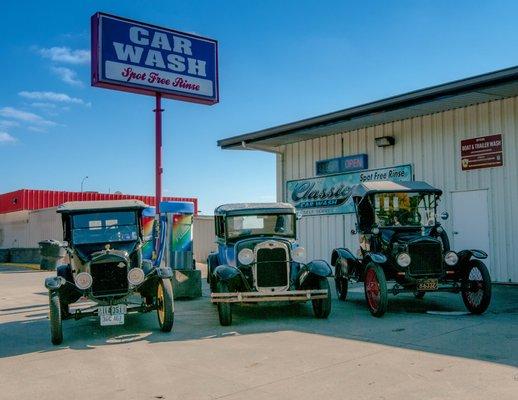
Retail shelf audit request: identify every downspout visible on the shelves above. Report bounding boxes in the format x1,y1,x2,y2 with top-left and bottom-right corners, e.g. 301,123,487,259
241,141,286,202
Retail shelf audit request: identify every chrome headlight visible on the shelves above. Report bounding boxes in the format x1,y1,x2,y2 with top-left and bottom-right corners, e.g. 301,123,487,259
127,268,145,286
292,246,306,263
396,252,411,268
444,251,459,266
74,272,93,290
238,248,254,265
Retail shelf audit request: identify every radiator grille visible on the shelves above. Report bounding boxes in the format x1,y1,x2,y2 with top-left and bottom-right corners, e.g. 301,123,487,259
408,242,443,276
255,247,289,288
91,262,128,297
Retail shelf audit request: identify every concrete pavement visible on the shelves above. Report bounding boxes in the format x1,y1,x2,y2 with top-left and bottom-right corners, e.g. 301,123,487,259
0,264,516,400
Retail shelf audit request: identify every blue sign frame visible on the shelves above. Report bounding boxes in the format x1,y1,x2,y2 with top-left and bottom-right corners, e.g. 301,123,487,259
91,12,218,105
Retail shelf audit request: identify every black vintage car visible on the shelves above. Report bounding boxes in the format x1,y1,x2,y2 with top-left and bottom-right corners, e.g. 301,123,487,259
208,203,332,326
44,200,174,344
331,181,492,317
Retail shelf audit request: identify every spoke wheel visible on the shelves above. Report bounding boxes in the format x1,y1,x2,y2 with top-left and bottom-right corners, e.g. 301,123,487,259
312,277,332,318
334,263,348,301
364,263,388,317
157,279,174,332
216,281,232,326
49,291,63,345
462,260,491,314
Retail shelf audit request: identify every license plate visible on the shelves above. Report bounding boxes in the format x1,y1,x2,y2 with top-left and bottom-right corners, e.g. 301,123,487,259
98,305,127,326
417,279,438,291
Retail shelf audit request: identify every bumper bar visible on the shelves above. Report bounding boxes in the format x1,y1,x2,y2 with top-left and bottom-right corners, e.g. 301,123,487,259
211,289,328,303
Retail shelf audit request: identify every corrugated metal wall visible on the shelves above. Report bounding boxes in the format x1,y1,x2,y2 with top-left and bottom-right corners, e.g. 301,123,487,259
193,216,217,262
278,96,518,283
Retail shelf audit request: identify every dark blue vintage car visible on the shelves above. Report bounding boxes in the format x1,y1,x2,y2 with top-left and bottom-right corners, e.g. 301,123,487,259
208,203,332,326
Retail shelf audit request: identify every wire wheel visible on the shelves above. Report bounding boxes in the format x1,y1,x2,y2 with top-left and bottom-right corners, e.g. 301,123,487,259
334,263,348,301
156,279,174,332
462,260,491,314
364,263,388,317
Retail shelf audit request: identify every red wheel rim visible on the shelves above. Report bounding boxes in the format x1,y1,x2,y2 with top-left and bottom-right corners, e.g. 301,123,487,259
365,269,380,312
466,267,484,307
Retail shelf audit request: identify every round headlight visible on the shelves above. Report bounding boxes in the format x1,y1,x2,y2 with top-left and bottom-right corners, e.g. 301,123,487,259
444,251,459,266
127,268,145,286
396,252,411,268
292,246,306,263
238,248,254,265
75,272,93,290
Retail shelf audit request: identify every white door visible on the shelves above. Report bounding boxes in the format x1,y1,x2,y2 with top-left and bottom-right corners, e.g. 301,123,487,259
451,190,491,271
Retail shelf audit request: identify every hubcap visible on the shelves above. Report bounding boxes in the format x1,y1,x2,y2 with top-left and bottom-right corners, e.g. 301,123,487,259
365,269,380,311
466,267,483,307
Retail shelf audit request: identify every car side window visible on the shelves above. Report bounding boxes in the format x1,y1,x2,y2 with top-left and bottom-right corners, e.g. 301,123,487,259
215,216,225,238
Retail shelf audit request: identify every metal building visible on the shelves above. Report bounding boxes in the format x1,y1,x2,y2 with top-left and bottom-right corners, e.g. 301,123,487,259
218,66,518,283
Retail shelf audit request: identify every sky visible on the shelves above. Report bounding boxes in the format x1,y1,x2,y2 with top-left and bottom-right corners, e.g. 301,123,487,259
1,0,518,214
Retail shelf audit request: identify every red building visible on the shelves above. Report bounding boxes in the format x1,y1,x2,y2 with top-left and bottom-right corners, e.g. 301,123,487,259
0,189,198,215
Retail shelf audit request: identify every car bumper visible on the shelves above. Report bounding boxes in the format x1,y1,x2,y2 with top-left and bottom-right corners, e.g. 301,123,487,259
211,289,328,303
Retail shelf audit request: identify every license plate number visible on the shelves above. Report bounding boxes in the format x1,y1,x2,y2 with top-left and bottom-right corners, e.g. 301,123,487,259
417,279,438,291
98,305,127,326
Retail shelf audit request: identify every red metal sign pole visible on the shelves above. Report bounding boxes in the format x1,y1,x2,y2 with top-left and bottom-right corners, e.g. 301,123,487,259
154,93,163,214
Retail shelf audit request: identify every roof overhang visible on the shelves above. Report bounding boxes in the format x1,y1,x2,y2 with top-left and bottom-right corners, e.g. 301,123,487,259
57,200,147,214
218,66,518,151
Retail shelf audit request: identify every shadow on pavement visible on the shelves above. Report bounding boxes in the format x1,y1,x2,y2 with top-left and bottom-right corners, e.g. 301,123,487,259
1,279,517,368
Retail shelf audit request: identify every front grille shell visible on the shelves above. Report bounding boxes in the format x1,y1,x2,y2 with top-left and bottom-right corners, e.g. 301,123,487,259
253,241,290,292
407,241,443,277
90,262,129,297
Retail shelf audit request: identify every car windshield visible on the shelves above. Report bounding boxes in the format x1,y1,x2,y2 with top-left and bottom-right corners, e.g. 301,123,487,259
226,214,295,239
72,211,138,244
372,192,437,228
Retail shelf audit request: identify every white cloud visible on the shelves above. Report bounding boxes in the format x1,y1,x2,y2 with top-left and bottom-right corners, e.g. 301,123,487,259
0,107,56,126
0,132,16,144
19,91,87,105
28,126,47,133
0,120,20,129
51,66,83,87
30,102,57,109
38,46,90,64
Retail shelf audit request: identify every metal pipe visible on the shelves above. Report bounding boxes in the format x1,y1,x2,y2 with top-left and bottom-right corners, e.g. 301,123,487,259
154,93,163,214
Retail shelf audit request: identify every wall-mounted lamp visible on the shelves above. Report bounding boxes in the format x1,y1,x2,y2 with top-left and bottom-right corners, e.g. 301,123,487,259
375,136,395,147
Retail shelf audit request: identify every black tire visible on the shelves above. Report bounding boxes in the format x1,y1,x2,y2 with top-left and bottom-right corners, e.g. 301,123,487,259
312,278,332,319
414,291,425,299
157,279,174,332
49,291,63,345
216,281,232,326
461,259,492,314
334,263,348,301
364,263,388,317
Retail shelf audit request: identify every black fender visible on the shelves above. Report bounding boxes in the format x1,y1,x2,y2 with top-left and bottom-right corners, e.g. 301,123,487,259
331,248,360,278
212,264,247,292
53,265,81,304
457,249,488,269
298,260,332,289
364,252,387,264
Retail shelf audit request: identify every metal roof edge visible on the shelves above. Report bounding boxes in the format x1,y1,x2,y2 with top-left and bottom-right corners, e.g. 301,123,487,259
218,65,518,149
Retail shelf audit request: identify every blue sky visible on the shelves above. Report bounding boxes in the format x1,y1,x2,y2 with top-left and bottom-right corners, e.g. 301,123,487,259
1,0,518,213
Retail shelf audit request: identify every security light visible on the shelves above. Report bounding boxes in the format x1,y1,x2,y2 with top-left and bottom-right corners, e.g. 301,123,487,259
375,136,395,147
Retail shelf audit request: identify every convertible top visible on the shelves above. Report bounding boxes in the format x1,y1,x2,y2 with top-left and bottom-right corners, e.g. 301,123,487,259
215,202,295,216
351,181,442,198
57,199,147,214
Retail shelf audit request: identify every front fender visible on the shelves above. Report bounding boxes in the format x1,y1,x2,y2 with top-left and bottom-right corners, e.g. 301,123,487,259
45,276,66,291
331,247,361,277
458,249,488,268
213,264,240,282
365,252,387,264
331,248,358,265
298,260,332,288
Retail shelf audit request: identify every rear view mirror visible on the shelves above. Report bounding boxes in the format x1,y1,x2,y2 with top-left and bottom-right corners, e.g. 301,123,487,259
440,211,449,221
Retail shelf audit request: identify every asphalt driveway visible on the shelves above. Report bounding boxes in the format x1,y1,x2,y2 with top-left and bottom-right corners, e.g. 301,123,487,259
0,264,516,400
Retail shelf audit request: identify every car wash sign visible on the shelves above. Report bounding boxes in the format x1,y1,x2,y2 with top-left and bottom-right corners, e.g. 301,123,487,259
91,12,218,104
287,164,413,216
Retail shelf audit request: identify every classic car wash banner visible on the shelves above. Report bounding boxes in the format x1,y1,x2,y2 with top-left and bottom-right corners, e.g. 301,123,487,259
91,13,218,105
286,164,413,216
